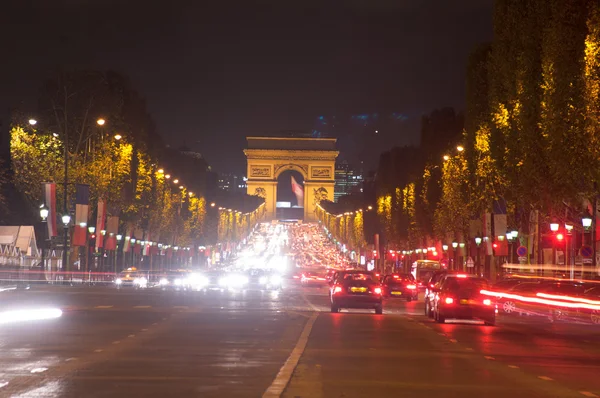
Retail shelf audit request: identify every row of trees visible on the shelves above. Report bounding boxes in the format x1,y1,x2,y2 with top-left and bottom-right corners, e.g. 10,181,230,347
7,70,264,250
368,1,600,257
315,202,368,254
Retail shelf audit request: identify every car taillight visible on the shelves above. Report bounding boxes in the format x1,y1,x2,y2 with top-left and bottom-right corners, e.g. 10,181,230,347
374,287,382,295
406,284,416,290
445,297,454,304
333,286,342,294
393,275,399,279
483,298,492,306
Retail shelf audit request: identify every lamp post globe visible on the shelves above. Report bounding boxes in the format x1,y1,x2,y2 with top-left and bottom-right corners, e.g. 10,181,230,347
62,214,71,227
39,205,49,221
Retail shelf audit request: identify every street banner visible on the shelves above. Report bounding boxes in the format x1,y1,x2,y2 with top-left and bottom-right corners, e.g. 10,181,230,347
95,199,106,249
42,183,58,237
72,184,90,246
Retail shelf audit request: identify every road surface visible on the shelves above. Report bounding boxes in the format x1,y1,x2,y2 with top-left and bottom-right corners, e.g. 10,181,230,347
0,284,599,397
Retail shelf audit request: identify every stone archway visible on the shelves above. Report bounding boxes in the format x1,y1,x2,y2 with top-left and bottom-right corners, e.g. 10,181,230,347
244,137,338,221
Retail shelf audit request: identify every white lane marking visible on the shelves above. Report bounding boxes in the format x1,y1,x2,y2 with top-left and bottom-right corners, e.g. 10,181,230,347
95,305,113,309
465,348,474,351
94,349,103,353
133,305,151,309
112,341,120,345
538,376,553,381
65,357,77,362
580,392,598,397
262,313,318,398
141,328,148,332
300,293,319,312
438,333,445,336
449,339,458,343
0,381,8,388
484,356,495,360
30,367,47,373
128,334,136,338
508,365,519,369
152,322,158,325
174,306,188,309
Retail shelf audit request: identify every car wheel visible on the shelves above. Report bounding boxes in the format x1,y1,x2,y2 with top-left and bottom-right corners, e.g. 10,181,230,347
503,301,516,314
375,304,383,315
330,304,339,313
436,310,445,323
591,310,600,325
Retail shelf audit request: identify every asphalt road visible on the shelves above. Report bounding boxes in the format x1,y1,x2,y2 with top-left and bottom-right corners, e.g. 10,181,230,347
0,283,599,398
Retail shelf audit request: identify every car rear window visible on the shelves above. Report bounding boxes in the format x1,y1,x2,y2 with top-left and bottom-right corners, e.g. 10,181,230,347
341,273,376,282
444,278,488,291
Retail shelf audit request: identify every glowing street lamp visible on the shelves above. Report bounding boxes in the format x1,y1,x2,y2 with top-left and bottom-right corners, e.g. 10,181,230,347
456,145,464,152
39,205,49,221
582,215,592,229
114,134,122,140
443,155,450,161
62,214,71,227
88,226,95,234
96,118,106,126
474,236,482,246
550,222,559,232
29,119,37,126
173,179,179,184
452,242,458,249
158,169,164,174
210,202,216,207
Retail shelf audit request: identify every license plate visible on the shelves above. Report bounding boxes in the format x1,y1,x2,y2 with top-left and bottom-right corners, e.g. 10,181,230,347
460,299,468,305
391,291,402,296
350,287,367,293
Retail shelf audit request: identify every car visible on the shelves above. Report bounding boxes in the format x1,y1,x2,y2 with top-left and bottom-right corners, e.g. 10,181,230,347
424,270,458,317
247,269,283,290
114,269,147,288
158,270,192,290
381,274,418,301
432,274,495,325
330,270,383,314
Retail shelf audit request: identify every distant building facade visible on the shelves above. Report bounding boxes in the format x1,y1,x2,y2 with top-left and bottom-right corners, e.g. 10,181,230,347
334,161,363,202
218,173,247,193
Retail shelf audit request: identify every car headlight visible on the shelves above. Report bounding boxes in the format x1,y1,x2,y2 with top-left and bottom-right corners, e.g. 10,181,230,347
174,278,182,286
159,278,169,286
218,277,228,287
134,277,147,286
259,276,268,285
270,275,282,285
115,279,122,285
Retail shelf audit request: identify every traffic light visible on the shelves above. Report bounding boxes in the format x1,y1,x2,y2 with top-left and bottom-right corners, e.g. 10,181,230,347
556,233,564,241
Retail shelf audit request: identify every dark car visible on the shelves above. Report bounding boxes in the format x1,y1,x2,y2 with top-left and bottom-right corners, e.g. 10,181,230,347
381,274,418,301
432,275,495,325
424,270,458,317
330,270,383,314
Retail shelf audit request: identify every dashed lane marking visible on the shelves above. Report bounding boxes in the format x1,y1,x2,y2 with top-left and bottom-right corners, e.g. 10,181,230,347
65,358,77,362
300,293,319,312
508,365,519,369
580,392,598,397
449,339,458,343
141,328,148,332
133,305,151,309
484,356,495,360
263,313,318,398
94,305,113,309
465,348,474,351
128,334,135,338
94,349,103,353
538,376,553,381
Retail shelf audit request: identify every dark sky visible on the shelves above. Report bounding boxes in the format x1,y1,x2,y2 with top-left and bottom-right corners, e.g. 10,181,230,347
2,0,493,174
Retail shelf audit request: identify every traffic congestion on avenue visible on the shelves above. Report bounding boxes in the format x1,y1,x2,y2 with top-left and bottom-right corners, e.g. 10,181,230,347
0,222,599,397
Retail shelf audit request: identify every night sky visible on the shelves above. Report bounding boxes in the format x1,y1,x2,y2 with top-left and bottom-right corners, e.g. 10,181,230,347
2,0,493,174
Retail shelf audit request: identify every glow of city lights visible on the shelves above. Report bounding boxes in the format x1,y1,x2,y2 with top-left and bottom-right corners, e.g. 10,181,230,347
165,174,171,179
443,155,450,161
173,179,179,184
158,169,164,174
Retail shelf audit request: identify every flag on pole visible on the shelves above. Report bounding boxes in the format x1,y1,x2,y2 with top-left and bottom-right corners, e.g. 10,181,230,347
95,199,106,249
291,176,304,207
43,183,58,237
104,216,119,250
72,184,90,246
143,233,151,256
123,225,133,253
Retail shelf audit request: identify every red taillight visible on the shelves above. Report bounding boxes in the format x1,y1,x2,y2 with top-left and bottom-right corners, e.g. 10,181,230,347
375,273,380,277
406,284,416,290
333,286,342,294
374,287,382,295
445,297,454,304
456,274,468,278
393,275,399,279
483,299,492,306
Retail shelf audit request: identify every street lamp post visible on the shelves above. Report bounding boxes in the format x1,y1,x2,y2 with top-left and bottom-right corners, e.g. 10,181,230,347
452,241,458,270
474,237,482,275
116,234,123,274
61,214,71,281
39,205,49,271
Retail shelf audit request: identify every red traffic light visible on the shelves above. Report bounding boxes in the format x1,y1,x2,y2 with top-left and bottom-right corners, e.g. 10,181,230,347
90,234,96,239
556,233,564,241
